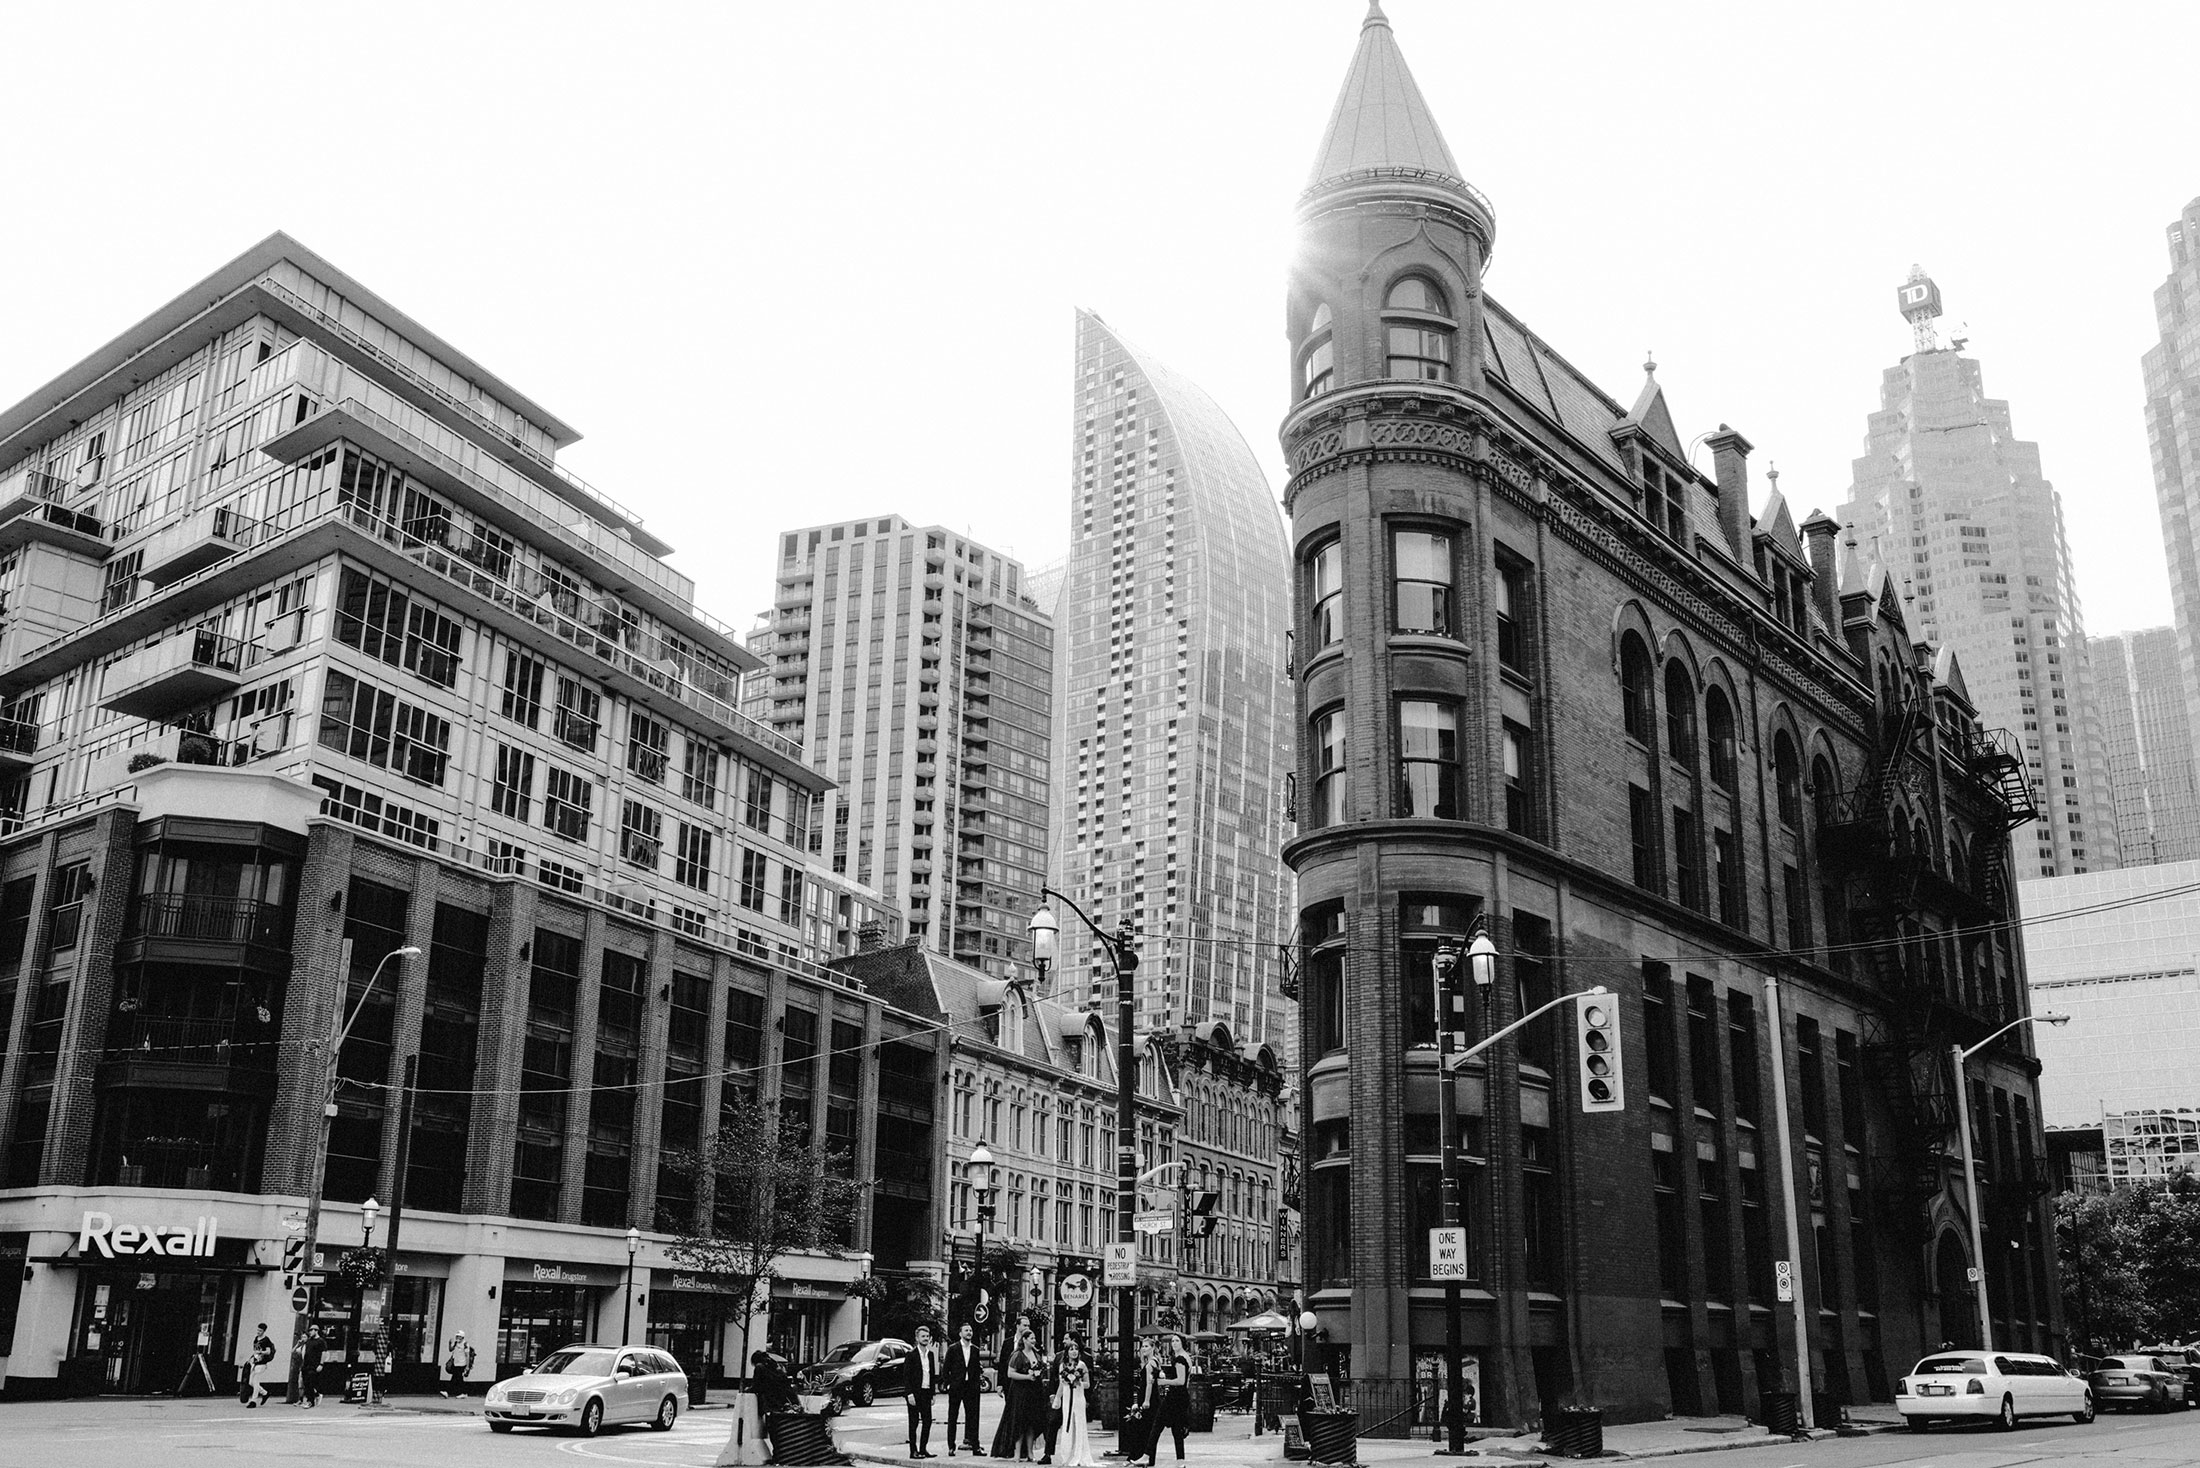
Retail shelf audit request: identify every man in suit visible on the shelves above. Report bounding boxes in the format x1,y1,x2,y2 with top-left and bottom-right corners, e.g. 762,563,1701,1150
909,1325,941,1458
942,1322,983,1455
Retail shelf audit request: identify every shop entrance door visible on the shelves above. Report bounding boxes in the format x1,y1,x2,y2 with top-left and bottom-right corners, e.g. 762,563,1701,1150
88,1274,230,1394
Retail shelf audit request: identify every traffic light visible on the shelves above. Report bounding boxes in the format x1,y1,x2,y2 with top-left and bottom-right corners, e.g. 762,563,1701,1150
1576,993,1624,1113
1187,1190,1220,1238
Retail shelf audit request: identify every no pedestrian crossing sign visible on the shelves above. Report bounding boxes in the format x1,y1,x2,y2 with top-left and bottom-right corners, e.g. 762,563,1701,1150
1103,1242,1137,1287
1428,1227,1469,1280
1775,1260,1795,1302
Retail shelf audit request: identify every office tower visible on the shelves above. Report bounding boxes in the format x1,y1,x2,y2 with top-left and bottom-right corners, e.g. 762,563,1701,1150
1282,3,2055,1423
2144,198,2200,849
1050,310,1294,1051
1837,269,2118,876
754,518,1051,978
2090,627,2200,864
0,234,940,1395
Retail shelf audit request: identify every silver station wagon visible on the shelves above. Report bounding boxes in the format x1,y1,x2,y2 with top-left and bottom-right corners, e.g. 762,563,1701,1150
483,1343,685,1436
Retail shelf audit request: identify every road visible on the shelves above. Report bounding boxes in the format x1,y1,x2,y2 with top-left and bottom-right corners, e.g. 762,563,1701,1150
2,1397,2196,1468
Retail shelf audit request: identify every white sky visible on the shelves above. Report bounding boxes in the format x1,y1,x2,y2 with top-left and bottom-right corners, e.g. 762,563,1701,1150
2,1,2194,643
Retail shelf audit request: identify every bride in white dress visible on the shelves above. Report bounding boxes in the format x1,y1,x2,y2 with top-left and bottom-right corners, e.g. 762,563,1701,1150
1052,1338,1097,1467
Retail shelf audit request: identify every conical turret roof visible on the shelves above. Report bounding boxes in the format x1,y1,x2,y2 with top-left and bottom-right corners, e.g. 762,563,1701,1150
1306,1,1463,190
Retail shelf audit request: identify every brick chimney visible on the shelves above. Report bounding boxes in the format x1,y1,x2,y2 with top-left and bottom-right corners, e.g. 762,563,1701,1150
1801,512,1841,630
1704,424,1753,560
857,921,887,954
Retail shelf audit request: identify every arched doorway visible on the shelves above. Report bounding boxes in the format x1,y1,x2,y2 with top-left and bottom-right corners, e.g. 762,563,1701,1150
1935,1232,1979,1349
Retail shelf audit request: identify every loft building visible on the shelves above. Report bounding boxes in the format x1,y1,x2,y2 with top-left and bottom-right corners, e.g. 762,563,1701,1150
1282,5,2058,1427
749,519,1051,980
0,236,939,1398
2143,198,2200,826
1836,270,2118,877
2089,627,2200,865
1047,311,1294,1053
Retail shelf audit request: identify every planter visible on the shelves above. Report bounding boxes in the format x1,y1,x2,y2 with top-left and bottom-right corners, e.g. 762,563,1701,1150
1091,1380,1122,1431
1298,1407,1358,1466
765,1410,851,1465
1759,1390,1800,1437
1540,1406,1603,1459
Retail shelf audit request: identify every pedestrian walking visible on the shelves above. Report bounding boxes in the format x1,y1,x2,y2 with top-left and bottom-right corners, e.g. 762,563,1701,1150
298,1327,326,1407
441,1330,476,1396
244,1323,277,1407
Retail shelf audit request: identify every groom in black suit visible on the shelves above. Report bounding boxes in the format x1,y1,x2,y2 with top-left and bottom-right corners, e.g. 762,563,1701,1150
942,1322,983,1454
908,1326,941,1458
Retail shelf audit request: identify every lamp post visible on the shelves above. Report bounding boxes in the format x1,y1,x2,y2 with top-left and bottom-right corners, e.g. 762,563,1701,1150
289,941,421,1402
1028,892,1138,1447
969,1144,997,1349
356,1197,379,1377
1954,1012,2070,1352
1428,924,1498,1455
624,1227,642,1346
1298,1308,1318,1379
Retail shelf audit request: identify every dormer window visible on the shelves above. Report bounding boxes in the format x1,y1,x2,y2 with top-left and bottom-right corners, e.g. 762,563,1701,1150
1384,277,1453,383
1301,303,1335,399
1639,453,1688,542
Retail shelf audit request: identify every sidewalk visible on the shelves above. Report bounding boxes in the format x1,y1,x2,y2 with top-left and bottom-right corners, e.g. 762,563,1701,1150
827,1408,1902,1466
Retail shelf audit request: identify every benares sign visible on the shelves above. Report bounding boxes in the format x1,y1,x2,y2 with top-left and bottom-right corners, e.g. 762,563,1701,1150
80,1211,219,1259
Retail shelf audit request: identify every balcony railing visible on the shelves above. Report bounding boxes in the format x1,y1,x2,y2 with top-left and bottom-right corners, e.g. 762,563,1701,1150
127,892,291,946
102,1133,248,1191
108,1014,277,1063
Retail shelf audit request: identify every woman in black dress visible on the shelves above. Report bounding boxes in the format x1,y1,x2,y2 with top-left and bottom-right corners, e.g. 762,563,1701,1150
1138,1335,1190,1464
992,1325,1044,1460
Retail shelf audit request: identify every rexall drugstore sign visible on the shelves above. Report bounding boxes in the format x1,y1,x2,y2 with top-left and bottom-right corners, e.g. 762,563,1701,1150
79,1211,220,1258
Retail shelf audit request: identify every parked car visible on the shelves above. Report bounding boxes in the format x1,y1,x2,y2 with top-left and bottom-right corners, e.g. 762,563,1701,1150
482,1343,686,1436
2135,1344,2200,1401
2089,1353,2191,1412
800,1337,914,1412
1895,1350,2094,1431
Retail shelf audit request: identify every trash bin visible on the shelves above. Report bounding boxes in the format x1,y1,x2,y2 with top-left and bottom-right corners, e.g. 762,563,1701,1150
1760,1389,1801,1437
1540,1406,1603,1459
1189,1377,1216,1433
765,1410,851,1465
1298,1407,1358,1466
1812,1391,1840,1431
1092,1380,1122,1431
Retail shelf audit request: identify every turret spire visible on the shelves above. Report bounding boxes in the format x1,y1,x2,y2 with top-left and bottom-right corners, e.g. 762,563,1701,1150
1305,0,1463,192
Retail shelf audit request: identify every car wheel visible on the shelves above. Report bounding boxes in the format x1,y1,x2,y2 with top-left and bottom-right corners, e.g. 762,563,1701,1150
488,1421,515,1434
1905,1417,1928,1433
1997,1396,2016,1431
652,1395,679,1431
855,1379,875,1408
2076,1392,2096,1425
575,1398,604,1437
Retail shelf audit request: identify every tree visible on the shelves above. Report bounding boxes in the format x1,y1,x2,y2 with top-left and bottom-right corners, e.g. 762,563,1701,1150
660,1091,866,1375
2057,1173,2200,1354
859,1270,947,1344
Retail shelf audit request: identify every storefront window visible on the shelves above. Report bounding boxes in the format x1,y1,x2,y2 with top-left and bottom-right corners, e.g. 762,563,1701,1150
498,1282,590,1372
767,1296,837,1366
649,1289,729,1382
388,1274,444,1367
71,1268,242,1395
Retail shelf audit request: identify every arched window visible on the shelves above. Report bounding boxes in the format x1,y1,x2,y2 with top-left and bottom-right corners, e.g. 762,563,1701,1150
1311,707,1348,826
1302,303,1335,399
1384,276,1454,383
1773,731,1802,828
1308,541,1343,649
1705,687,1738,790
1619,633,1656,747
1811,755,1838,826
1664,662,1697,763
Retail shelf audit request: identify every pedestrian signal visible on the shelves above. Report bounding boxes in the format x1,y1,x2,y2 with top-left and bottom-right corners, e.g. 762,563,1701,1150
1576,993,1624,1113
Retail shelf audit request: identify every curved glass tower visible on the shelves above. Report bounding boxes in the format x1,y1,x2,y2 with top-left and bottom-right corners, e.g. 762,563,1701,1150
1047,310,1294,1051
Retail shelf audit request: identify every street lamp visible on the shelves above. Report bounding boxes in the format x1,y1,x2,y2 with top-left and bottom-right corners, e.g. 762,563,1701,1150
1954,1012,2070,1352
290,941,422,1402
624,1227,642,1346
354,1197,380,1378
1428,922,1500,1454
1028,891,1137,1443
1297,1308,1318,1379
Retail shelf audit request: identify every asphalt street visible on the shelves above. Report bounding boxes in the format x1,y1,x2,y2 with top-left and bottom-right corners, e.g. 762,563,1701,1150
3,1398,2198,1468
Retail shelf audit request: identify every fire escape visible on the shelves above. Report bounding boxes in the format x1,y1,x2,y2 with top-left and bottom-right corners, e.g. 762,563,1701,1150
1815,691,2038,1245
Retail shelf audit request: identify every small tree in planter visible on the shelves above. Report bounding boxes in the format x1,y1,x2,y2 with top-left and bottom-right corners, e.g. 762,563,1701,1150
658,1091,865,1386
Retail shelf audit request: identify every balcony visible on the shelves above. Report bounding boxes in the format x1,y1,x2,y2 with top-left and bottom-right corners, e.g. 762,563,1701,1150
99,1016,279,1097
127,893,291,947
139,504,256,587
99,629,255,721
0,717,36,769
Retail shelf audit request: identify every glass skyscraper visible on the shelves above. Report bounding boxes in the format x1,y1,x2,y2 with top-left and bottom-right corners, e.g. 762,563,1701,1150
1047,311,1293,1050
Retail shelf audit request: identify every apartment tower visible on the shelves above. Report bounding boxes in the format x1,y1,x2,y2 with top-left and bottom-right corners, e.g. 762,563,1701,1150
1048,311,1294,1051
1836,270,2118,876
754,519,1052,979
2089,627,2200,865
2143,197,2200,847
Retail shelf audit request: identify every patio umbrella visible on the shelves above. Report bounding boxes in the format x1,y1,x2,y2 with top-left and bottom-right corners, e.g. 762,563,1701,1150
1227,1311,1292,1333
1192,1332,1228,1344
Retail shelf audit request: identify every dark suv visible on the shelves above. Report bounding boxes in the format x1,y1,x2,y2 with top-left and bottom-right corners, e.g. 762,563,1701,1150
800,1338,913,1412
